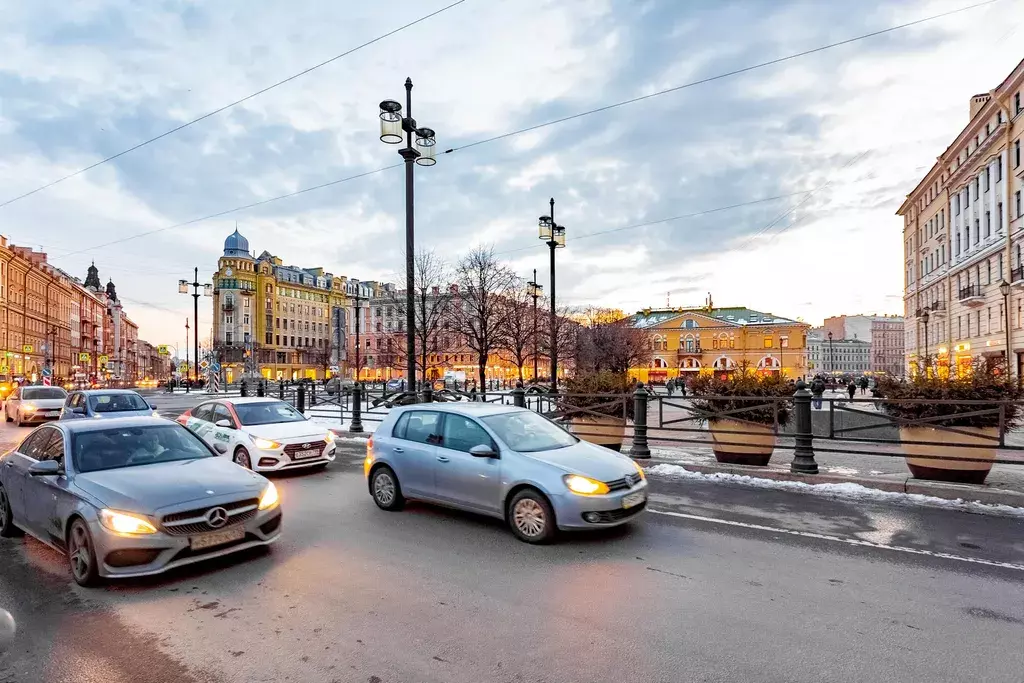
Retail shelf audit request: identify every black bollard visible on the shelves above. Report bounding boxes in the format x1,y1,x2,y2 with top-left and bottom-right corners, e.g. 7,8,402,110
629,382,651,458
790,380,818,474
350,382,364,433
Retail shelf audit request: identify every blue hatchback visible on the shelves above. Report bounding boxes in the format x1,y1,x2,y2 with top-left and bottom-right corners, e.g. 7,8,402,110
60,389,157,420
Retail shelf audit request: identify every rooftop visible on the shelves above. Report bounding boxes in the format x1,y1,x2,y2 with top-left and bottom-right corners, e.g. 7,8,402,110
633,306,805,329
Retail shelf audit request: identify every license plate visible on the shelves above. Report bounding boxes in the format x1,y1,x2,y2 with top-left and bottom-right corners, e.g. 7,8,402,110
190,526,244,550
622,490,646,509
45,411,60,417
292,448,320,460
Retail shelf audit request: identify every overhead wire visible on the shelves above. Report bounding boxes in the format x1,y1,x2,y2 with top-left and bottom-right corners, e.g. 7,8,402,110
0,0,469,210
43,0,997,261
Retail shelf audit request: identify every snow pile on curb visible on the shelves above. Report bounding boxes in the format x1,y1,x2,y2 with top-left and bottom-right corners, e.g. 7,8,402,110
646,464,1024,518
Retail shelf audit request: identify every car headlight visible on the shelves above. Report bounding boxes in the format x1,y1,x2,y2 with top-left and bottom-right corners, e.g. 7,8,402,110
22,403,36,412
99,509,157,535
325,431,336,444
632,460,646,480
258,482,280,510
251,436,282,450
564,474,610,496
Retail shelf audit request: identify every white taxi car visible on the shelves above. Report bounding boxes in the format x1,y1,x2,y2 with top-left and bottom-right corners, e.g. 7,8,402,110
176,397,336,472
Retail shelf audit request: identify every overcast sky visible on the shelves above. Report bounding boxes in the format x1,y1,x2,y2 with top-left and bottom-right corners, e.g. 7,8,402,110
1,0,1022,346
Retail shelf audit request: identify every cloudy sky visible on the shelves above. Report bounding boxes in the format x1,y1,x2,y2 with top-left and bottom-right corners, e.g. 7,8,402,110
1,0,1022,346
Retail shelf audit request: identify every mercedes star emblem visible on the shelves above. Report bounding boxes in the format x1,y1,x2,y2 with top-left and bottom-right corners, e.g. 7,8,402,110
205,507,229,529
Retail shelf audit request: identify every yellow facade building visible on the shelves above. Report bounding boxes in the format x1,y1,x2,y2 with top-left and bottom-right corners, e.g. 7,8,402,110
630,304,810,383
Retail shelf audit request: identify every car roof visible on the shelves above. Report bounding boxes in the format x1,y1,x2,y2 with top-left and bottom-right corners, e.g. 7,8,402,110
56,416,173,433
219,397,289,405
74,389,142,395
394,402,521,417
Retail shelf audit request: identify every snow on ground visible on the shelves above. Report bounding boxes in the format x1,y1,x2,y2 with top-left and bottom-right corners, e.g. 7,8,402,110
645,464,1024,518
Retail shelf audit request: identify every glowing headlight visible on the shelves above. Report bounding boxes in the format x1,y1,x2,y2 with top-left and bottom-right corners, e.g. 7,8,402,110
632,461,646,480
22,403,37,412
251,436,282,450
258,482,280,510
564,474,610,496
325,431,336,444
99,509,157,535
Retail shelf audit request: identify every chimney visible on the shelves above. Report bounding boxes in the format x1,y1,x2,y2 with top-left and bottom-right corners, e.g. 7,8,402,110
969,93,991,120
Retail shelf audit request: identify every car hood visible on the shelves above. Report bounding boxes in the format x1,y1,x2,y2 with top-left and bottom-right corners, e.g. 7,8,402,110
244,421,331,442
23,398,65,409
520,441,637,482
73,457,265,513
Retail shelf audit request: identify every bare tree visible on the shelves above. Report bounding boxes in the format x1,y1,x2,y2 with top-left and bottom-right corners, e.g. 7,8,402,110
497,279,537,382
389,250,455,386
449,246,517,394
308,338,336,379
535,303,581,382
575,312,651,375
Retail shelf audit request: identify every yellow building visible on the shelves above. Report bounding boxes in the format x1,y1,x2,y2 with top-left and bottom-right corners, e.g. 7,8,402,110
629,304,810,383
212,229,350,382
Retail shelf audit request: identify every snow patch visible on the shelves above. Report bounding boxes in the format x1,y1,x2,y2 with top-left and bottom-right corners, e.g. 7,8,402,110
824,466,860,476
646,464,1024,518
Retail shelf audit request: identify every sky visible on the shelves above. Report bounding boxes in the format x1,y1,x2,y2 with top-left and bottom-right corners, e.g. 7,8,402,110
1,0,1022,348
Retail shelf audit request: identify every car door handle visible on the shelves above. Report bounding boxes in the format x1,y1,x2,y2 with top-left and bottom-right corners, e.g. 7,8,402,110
436,456,449,463
393,447,404,453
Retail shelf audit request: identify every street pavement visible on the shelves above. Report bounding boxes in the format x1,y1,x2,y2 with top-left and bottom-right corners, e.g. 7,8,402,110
0,425,1022,683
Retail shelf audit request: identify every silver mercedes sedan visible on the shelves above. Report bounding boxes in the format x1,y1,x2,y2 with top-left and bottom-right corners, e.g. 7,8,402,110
0,417,282,586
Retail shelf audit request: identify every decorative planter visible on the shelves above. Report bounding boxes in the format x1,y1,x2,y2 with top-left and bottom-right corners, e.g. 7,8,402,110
709,418,776,466
899,426,998,484
570,416,626,451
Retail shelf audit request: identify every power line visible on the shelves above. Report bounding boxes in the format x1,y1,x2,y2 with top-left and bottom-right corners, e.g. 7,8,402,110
442,0,999,155
48,0,994,260
0,0,469,210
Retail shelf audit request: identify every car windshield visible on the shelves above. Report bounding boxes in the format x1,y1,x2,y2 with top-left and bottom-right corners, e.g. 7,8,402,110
72,424,211,473
88,393,149,413
481,411,578,452
234,401,306,426
22,387,67,400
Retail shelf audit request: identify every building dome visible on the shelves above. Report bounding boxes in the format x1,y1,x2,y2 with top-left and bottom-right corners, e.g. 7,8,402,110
223,229,251,257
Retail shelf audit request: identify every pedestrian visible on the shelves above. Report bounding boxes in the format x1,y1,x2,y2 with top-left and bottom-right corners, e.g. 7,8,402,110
847,380,856,401
679,380,687,398
666,378,675,396
859,375,869,395
810,375,825,410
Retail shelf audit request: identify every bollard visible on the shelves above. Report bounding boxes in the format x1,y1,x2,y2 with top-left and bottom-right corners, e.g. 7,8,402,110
240,380,248,398
310,383,317,407
790,380,818,474
257,380,265,397
297,384,306,414
350,382,364,433
629,382,651,459
278,381,285,400
512,381,525,408
421,384,433,404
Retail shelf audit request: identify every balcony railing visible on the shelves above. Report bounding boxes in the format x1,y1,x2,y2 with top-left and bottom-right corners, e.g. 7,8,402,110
958,284,983,301
1012,265,1024,286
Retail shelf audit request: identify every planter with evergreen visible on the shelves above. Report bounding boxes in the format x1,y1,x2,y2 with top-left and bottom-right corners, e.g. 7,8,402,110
559,371,634,451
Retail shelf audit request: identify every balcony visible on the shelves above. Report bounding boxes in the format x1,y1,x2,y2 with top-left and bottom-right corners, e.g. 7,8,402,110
677,344,702,357
1012,265,1024,289
958,284,985,307
927,301,946,317
222,301,234,312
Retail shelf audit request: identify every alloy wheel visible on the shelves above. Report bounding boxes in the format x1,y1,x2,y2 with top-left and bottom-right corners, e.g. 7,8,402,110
234,449,252,469
513,498,546,538
69,523,92,582
373,471,396,506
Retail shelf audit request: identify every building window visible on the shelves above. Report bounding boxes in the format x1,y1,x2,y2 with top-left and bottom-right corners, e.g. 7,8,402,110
1017,191,1022,217
954,195,960,215
974,219,980,243
998,203,1004,231
997,162,1003,182
763,337,772,349
955,232,961,255
964,188,970,208
1016,140,1021,168
1017,92,1022,114
985,211,991,237
984,167,990,192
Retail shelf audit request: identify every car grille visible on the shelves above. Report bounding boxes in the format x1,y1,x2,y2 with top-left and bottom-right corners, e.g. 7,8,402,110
606,472,643,492
161,498,259,536
284,440,326,459
583,501,647,523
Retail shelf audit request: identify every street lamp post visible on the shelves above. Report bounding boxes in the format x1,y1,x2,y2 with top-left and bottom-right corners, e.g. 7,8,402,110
178,268,211,386
184,318,190,394
1000,280,1013,380
526,270,543,382
378,78,438,399
352,291,364,382
538,199,566,388
921,309,930,376
827,331,834,375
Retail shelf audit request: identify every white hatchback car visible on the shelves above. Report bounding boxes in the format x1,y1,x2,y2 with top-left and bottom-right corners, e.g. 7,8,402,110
5,385,68,427
176,398,337,472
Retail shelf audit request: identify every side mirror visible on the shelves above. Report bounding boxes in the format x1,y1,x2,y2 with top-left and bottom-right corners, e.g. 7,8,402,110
469,444,498,458
72,406,87,415
148,403,157,410
214,443,227,454
29,460,62,476
215,419,233,429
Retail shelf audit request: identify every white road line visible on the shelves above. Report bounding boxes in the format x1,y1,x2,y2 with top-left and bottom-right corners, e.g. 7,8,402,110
648,508,1024,572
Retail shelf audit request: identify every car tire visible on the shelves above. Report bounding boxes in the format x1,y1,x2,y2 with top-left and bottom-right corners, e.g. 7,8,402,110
233,447,252,470
0,483,22,538
508,489,556,544
370,466,404,511
67,519,102,587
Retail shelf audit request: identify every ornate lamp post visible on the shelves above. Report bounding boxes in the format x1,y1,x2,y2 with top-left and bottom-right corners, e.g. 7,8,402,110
920,309,930,376
538,199,566,388
378,79,438,398
179,268,212,386
1000,279,1013,380
827,330,834,375
526,271,543,382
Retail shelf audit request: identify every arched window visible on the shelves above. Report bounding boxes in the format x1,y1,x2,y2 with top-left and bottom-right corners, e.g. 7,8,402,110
683,319,696,329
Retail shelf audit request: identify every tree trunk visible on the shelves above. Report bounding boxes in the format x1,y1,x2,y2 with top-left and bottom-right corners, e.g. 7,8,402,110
478,356,487,401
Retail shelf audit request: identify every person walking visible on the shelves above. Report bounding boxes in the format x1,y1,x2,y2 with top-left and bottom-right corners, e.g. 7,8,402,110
847,380,856,401
666,378,675,396
810,375,825,410
859,375,869,395
679,380,687,398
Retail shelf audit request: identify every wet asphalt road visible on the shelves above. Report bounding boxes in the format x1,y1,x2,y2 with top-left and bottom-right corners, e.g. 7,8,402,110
1,422,1023,683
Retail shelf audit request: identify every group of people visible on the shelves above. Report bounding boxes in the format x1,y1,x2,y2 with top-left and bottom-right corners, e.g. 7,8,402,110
809,375,870,409
664,378,688,397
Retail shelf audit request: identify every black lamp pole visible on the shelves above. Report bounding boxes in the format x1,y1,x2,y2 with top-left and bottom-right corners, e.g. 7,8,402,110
538,198,566,387
827,331,834,375
378,78,437,399
185,318,190,394
179,267,210,385
527,270,542,382
353,292,363,382
921,309,930,374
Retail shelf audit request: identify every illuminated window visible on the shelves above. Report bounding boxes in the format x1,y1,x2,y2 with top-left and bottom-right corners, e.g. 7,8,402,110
763,337,772,348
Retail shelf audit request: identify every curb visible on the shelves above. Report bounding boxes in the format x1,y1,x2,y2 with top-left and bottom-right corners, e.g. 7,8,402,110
641,459,1024,508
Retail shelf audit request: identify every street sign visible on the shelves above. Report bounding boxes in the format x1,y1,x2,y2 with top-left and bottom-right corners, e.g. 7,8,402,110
41,368,51,377
157,345,170,356
78,353,91,363
200,360,210,370
98,355,108,366
211,362,221,372
21,345,32,354
0,366,6,374
42,377,51,387
178,363,188,373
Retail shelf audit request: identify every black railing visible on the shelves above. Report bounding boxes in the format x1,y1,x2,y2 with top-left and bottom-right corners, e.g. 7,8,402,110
928,301,945,312
1013,265,1024,283
958,284,982,300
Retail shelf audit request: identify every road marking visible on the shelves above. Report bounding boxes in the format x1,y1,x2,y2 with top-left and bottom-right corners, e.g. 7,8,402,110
648,508,1024,572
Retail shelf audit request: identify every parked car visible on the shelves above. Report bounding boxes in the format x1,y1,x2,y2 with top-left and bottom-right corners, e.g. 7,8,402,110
176,398,336,472
0,417,282,586
325,377,355,395
386,379,406,393
5,385,68,427
60,389,157,420
364,404,647,543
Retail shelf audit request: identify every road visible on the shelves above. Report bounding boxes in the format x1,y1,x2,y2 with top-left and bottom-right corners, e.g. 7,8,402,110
1,398,1023,682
